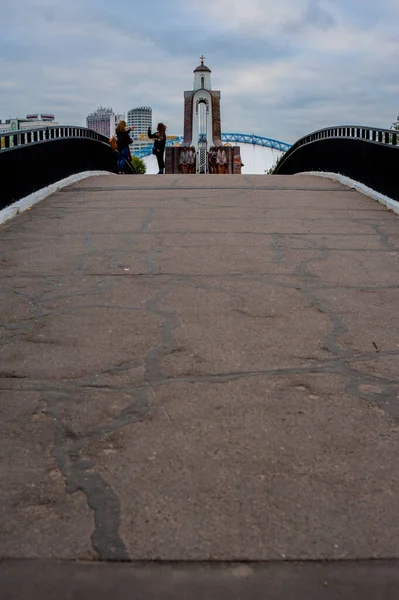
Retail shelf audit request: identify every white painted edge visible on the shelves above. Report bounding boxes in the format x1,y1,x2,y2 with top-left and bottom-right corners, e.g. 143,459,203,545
0,170,114,226
298,171,399,215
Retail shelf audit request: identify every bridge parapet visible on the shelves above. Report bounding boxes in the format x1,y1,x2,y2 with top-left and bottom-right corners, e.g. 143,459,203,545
0,125,107,151
0,126,118,209
274,124,399,200
277,125,398,156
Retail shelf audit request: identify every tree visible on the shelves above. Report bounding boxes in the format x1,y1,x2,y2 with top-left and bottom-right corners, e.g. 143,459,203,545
131,155,146,174
391,115,399,130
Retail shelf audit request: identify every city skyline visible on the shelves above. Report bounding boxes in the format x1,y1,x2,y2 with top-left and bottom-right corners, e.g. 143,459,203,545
2,0,399,144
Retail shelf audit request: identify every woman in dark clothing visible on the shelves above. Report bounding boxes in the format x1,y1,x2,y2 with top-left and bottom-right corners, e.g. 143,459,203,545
148,123,167,174
115,121,134,174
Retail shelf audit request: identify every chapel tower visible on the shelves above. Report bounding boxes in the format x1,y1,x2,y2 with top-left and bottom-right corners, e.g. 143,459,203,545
165,57,242,175
183,56,222,172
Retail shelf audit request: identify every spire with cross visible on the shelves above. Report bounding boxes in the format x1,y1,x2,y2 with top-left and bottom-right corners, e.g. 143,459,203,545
193,56,211,88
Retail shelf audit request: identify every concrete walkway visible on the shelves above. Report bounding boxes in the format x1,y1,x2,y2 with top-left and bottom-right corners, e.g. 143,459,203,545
1,174,399,594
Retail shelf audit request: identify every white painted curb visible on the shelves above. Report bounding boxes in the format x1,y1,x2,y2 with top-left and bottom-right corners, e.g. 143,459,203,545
0,170,113,226
299,171,399,215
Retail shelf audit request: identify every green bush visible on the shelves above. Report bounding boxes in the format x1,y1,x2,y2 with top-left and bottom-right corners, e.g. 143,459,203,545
267,152,286,174
131,155,146,174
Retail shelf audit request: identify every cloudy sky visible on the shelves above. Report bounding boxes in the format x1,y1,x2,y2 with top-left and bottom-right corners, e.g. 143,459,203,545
2,0,398,143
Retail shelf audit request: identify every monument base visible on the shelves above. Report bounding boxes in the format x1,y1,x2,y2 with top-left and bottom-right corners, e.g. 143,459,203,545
165,146,243,175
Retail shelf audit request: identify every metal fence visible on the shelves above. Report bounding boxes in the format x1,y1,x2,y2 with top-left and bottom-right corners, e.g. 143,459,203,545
274,124,399,200
300,125,398,147
276,125,398,169
0,126,119,209
0,126,108,151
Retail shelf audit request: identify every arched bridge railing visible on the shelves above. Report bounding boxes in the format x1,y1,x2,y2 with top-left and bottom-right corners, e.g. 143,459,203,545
0,125,107,150
1,126,125,210
133,133,291,158
274,125,399,201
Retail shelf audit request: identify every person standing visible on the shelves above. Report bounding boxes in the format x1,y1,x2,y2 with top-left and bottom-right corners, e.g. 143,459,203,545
148,123,167,174
115,121,134,174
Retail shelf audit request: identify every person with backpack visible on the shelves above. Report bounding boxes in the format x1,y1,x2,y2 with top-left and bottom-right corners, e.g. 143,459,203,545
115,121,134,174
148,123,167,174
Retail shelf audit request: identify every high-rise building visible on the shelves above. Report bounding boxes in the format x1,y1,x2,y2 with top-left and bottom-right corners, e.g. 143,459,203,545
86,107,124,138
127,106,152,151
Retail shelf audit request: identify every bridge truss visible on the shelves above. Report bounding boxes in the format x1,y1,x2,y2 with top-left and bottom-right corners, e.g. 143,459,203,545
133,133,291,159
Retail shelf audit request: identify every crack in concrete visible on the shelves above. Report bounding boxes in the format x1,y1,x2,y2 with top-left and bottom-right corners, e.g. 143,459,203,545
46,402,129,560
144,281,182,385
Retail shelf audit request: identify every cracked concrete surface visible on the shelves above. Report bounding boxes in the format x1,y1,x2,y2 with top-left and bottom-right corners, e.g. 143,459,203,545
1,173,399,561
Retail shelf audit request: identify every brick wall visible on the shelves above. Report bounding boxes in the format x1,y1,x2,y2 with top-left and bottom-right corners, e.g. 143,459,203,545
211,92,222,146
183,92,194,145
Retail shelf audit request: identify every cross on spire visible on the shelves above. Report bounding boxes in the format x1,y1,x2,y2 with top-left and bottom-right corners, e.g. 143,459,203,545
200,55,205,65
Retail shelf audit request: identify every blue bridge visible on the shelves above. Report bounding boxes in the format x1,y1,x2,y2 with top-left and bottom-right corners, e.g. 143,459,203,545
133,133,292,158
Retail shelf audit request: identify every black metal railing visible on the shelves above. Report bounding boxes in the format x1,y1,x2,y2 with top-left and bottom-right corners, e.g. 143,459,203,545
275,124,398,173
296,125,397,148
0,125,108,151
273,124,399,200
0,126,133,209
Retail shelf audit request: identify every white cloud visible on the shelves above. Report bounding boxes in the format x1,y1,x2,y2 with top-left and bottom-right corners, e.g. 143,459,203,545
185,0,309,31
182,0,339,37
1,0,399,142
